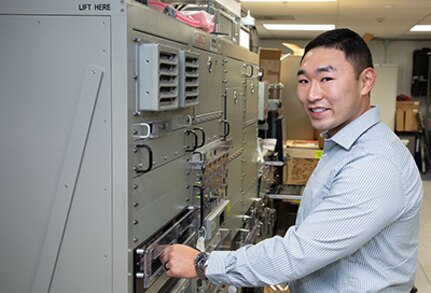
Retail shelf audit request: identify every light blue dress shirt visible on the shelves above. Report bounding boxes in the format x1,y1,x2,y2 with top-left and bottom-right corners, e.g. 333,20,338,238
206,107,423,292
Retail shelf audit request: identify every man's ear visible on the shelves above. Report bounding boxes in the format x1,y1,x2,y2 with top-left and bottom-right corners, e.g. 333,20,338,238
360,67,377,96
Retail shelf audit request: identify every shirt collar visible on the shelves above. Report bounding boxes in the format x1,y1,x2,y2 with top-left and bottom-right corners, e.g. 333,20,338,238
325,106,381,151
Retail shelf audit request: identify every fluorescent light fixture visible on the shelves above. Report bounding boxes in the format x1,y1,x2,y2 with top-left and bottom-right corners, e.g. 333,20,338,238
264,24,335,31
242,0,335,2
283,42,304,56
410,25,431,32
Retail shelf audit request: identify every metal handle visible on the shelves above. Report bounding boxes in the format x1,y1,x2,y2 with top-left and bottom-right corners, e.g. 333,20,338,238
207,56,213,73
193,127,205,148
193,185,205,228
245,64,254,78
192,151,204,162
132,123,151,139
135,144,153,174
222,120,230,138
177,114,193,128
185,114,193,127
185,130,198,152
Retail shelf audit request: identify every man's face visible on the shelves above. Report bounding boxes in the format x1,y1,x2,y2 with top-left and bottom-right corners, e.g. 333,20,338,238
296,47,371,136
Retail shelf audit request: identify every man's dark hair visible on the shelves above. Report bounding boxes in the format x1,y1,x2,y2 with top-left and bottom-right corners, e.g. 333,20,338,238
301,28,374,79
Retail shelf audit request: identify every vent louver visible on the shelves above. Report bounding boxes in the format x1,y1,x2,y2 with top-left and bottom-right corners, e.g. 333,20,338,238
179,50,200,107
138,43,179,111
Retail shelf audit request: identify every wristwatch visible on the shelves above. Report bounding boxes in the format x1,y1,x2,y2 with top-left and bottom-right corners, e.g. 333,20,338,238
194,252,210,280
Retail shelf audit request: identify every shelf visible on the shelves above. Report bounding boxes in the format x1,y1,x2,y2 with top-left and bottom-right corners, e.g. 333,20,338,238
266,194,301,200
264,161,284,167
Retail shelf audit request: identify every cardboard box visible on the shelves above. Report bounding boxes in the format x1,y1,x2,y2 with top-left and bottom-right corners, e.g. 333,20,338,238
284,157,318,185
285,147,322,158
259,48,281,84
395,101,420,131
264,286,290,293
285,139,319,149
395,109,404,131
396,100,420,110
284,147,321,185
404,109,419,131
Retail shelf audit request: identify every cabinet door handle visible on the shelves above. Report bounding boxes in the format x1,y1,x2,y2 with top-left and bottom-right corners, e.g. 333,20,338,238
132,123,151,139
185,130,198,152
192,151,204,162
135,144,153,174
222,120,230,138
193,127,205,148
245,64,254,78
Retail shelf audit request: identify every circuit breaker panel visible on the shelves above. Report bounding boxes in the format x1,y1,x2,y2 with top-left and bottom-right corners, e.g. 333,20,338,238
0,1,276,293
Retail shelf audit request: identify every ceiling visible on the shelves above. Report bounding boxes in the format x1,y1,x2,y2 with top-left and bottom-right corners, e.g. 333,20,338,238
241,0,431,40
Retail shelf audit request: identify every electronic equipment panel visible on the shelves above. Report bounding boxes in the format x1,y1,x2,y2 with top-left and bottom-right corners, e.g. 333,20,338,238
0,1,273,293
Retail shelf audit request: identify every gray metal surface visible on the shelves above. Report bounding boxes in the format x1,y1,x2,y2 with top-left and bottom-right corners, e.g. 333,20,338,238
193,49,224,117
0,14,112,293
0,0,125,15
227,154,243,201
245,79,259,124
0,1,264,292
224,57,246,87
242,123,259,194
192,118,224,145
225,87,245,154
131,127,194,173
132,158,193,245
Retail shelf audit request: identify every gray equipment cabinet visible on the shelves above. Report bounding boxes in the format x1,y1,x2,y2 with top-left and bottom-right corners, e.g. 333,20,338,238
0,1,273,293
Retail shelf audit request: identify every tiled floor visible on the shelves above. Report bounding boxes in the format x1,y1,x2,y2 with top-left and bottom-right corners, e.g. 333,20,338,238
415,179,431,292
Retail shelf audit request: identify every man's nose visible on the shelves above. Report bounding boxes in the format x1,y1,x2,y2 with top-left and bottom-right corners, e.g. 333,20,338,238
307,81,322,102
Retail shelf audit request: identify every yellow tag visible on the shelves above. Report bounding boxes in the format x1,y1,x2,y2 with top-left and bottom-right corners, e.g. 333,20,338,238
226,202,231,218
314,150,323,159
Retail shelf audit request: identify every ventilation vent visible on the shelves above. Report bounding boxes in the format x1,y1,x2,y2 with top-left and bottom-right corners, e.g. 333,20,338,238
179,50,200,107
138,43,179,111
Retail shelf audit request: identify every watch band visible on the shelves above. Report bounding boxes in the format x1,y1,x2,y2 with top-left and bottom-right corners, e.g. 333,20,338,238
194,252,210,280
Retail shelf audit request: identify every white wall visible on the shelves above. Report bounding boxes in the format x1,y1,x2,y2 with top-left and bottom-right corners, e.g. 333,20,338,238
260,39,431,97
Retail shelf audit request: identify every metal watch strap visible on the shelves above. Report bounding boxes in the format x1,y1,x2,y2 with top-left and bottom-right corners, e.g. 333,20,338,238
194,252,209,280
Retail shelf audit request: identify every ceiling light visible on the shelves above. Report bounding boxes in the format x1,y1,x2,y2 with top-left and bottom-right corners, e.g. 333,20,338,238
410,25,431,32
263,24,335,31
283,42,304,56
241,0,335,2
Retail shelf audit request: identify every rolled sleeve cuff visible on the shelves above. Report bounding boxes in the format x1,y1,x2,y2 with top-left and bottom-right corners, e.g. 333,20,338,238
206,250,234,285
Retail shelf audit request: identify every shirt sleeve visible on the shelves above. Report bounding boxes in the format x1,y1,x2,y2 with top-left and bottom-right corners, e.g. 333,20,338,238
205,154,406,287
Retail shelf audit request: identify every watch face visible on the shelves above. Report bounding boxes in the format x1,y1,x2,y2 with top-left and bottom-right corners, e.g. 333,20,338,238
194,252,209,280
198,256,207,266
196,252,209,266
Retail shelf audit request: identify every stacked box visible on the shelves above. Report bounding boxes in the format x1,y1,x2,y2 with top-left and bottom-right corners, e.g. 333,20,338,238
284,142,321,185
259,48,281,84
395,101,420,132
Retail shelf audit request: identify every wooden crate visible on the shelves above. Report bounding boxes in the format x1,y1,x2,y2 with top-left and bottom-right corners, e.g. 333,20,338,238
283,145,321,185
284,157,318,185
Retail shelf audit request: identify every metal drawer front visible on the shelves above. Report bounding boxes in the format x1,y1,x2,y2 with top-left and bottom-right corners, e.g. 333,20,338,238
193,50,223,116
134,208,199,291
131,128,194,175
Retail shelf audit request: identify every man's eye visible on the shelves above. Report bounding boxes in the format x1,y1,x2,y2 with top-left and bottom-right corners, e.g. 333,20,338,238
321,77,333,82
298,79,308,84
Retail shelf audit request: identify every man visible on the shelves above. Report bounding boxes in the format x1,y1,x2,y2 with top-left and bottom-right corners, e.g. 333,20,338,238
159,28,423,292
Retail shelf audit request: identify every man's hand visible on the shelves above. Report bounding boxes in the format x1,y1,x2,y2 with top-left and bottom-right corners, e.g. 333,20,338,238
159,244,200,278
